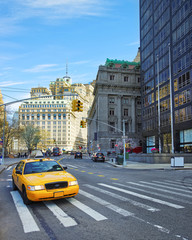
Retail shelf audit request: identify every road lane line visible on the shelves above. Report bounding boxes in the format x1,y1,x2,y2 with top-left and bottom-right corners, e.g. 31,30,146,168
113,182,192,205
10,191,40,233
67,198,107,221
98,183,184,209
79,189,134,217
130,182,192,198
66,164,78,168
83,184,159,212
44,202,77,227
153,181,190,189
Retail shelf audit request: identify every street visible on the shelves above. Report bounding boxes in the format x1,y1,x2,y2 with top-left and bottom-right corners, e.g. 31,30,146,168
0,155,192,240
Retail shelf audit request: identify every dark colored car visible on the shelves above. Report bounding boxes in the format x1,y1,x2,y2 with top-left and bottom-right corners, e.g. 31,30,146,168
74,152,82,159
92,152,105,162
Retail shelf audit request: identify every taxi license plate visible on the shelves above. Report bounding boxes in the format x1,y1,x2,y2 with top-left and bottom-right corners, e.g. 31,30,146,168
54,191,64,198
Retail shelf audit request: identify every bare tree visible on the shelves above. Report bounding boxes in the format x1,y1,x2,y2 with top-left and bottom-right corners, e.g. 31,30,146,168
21,125,41,154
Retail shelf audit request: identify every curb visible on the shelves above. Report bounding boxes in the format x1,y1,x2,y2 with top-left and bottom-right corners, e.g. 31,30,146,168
0,162,18,174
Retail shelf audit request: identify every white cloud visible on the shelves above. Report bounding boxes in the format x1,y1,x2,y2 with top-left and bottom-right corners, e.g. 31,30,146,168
126,41,140,46
0,81,26,87
23,64,59,73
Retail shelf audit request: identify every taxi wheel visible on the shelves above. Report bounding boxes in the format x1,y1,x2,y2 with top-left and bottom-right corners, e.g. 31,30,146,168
22,186,31,205
12,178,17,191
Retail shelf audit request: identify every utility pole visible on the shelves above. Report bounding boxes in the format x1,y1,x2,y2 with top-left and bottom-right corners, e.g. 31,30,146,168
122,119,126,166
2,105,6,165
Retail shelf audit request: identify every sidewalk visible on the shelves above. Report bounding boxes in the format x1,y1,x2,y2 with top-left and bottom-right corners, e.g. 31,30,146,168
108,160,192,170
0,158,20,174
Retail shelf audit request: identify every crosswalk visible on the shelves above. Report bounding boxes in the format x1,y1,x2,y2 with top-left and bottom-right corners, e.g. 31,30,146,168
7,178,192,237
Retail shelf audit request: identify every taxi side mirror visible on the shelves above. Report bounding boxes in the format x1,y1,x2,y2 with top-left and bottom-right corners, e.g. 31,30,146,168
16,170,22,175
63,166,67,170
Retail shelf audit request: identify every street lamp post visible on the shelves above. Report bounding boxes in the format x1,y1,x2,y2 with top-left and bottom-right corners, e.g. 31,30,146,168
169,43,174,154
157,55,162,153
1,105,6,165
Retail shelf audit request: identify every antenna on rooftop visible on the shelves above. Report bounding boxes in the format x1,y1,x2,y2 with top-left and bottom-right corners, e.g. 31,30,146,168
66,60,68,76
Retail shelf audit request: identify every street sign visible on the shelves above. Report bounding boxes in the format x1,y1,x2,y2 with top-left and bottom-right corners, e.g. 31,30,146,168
122,136,127,139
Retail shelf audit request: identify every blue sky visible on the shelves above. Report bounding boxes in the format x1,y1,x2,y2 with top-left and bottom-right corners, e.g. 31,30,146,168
0,0,139,110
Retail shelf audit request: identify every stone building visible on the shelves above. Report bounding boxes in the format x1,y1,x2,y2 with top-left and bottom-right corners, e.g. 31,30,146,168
88,53,141,154
18,77,94,152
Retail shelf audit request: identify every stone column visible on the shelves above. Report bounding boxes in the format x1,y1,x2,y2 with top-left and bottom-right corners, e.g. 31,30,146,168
117,95,122,131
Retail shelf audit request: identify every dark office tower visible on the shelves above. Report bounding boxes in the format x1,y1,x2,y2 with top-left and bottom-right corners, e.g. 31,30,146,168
140,0,192,153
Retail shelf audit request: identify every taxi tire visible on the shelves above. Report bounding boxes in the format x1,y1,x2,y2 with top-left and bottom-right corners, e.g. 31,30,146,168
22,186,31,205
12,178,17,191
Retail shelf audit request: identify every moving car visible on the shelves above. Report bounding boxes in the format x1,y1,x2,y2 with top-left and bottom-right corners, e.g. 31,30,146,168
12,151,79,205
52,147,62,156
91,152,105,162
74,152,83,159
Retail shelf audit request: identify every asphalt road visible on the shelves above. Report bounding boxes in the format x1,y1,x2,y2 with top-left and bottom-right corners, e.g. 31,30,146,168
0,155,192,240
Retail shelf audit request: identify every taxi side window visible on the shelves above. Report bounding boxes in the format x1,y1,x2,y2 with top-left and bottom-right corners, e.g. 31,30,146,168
16,162,25,172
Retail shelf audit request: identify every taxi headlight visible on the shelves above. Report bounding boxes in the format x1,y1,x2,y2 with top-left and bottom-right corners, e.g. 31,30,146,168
69,181,78,186
27,185,45,191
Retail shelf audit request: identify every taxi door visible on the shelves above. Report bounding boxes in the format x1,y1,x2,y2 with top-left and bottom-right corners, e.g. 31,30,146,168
13,161,25,191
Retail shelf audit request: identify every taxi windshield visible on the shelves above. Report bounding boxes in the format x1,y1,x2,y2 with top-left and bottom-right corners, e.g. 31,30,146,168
24,161,63,174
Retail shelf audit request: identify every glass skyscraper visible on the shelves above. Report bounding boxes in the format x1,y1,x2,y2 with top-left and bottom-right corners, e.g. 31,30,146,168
140,0,192,153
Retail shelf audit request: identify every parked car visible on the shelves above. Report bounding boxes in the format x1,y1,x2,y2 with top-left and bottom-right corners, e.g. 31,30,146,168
12,154,79,205
91,152,105,162
74,152,82,159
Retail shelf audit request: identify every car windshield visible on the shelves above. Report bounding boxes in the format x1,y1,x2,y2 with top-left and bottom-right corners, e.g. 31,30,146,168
24,161,63,174
97,153,104,156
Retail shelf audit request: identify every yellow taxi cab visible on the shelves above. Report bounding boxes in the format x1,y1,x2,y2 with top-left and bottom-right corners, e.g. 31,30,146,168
12,151,79,205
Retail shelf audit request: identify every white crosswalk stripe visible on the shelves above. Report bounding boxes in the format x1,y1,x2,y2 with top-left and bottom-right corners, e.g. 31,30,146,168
10,191,40,233
140,181,192,194
153,180,191,190
83,184,160,212
98,183,184,209
113,182,192,205
66,198,107,221
79,189,134,216
44,201,77,227
128,182,192,198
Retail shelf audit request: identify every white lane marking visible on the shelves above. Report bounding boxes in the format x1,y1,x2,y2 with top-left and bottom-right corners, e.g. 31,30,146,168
154,181,191,190
130,182,192,198
44,202,77,227
164,179,192,187
79,189,133,217
98,183,184,209
66,164,78,168
113,182,192,205
141,181,192,194
67,198,107,221
6,166,12,171
10,191,40,233
84,184,159,212
0,179,12,181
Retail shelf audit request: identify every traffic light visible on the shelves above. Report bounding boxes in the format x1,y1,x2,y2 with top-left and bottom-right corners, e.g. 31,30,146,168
80,120,86,128
72,99,83,112
80,120,84,128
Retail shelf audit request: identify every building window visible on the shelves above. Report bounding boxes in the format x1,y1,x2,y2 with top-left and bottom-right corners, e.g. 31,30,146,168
109,97,115,104
124,109,128,116
54,114,56,120
58,114,61,120
124,76,129,82
48,114,51,120
31,114,34,120
42,114,45,120
109,108,114,116
37,114,40,120
123,98,129,104
110,75,115,80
